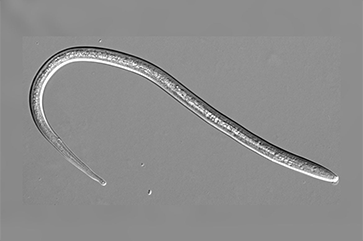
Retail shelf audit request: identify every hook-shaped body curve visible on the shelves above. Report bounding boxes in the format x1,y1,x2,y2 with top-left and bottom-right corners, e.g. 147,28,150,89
29,46,339,186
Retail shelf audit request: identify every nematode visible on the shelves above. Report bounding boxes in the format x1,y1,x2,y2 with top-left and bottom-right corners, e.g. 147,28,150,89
29,46,339,186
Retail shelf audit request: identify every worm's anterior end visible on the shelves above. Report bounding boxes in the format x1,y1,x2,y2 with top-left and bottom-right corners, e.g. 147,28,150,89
100,180,107,186
332,176,339,185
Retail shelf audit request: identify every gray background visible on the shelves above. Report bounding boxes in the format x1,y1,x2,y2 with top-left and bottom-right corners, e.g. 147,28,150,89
2,0,362,241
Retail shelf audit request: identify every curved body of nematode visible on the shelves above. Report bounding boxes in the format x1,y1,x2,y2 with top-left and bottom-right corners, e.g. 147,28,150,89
29,46,339,187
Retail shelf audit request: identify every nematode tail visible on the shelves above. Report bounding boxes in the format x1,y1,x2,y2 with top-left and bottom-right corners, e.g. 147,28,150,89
29,46,339,186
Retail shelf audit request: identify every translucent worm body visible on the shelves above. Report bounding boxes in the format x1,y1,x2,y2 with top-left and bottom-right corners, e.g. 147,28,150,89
29,46,339,186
